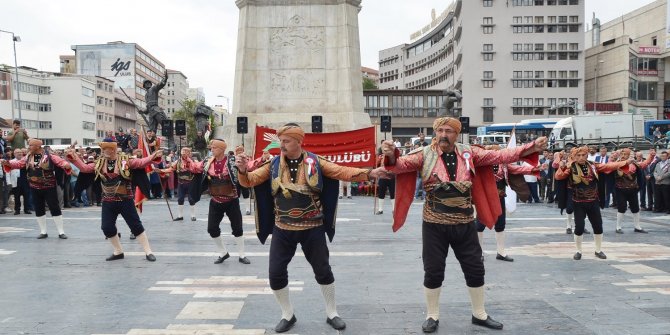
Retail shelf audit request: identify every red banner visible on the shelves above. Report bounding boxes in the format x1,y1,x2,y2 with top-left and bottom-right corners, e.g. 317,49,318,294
253,125,377,168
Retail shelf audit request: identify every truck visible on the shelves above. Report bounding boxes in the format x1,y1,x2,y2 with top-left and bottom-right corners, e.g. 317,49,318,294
550,114,650,150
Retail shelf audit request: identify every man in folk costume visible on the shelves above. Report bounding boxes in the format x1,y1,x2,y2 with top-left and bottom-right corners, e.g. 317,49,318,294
554,146,628,261
2,138,71,239
375,151,395,214
612,148,655,234
155,147,199,221
475,145,541,263
65,139,162,261
235,123,388,333
379,117,546,333
183,139,250,265
552,151,592,235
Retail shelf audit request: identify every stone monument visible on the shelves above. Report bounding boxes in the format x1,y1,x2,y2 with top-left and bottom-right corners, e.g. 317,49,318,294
222,0,371,148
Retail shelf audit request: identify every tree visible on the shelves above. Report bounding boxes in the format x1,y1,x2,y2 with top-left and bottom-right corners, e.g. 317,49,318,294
363,77,378,90
172,98,198,146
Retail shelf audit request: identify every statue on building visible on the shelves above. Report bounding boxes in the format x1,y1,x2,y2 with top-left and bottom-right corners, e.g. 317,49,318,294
140,69,169,132
194,103,213,134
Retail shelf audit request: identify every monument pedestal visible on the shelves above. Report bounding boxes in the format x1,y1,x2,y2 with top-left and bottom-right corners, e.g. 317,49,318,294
224,0,370,150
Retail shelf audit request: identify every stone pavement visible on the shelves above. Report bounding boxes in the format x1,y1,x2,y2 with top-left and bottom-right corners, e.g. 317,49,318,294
1,196,670,335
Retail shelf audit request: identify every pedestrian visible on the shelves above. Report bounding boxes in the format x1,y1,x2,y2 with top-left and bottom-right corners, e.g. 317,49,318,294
554,146,627,260
4,120,29,149
2,139,71,239
653,151,670,213
65,139,162,261
236,123,387,333
380,117,547,333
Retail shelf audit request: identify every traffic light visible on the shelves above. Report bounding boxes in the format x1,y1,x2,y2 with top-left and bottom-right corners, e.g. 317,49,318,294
311,115,323,133
236,117,248,134
380,115,392,132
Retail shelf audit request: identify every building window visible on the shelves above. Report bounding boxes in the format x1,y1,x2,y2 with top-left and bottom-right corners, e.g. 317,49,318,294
483,71,493,79
638,82,657,100
82,121,95,130
483,17,493,25
535,0,544,4
483,44,493,52
483,26,493,34
483,0,493,6
82,87,94,98
483,108,494,122
82,104,95,114
483,53,494,61
483,80,494,88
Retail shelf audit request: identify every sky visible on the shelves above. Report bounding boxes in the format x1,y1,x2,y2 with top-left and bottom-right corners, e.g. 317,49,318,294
0,0,658,111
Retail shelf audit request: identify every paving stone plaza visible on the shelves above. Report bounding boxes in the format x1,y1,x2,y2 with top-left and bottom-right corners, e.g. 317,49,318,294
2,196,670,335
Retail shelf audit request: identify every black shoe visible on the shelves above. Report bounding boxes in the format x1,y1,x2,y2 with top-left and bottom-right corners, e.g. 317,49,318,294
238,257,250,264
496,253,514,262
583,229,591,234
106,253,124,261
191,217,197,221
274,315,297,333
58,234,68,239
14,211,20,215
24,210,32,214
146,254,156,262
245,210,251,215
339,195,343,199
422,318,439,333
0,210,6,214
573,252,582,260
173,217,184,221
634,228,648,234
347,196,352,199
64,205,71,208
566,228,573,234
595,251,607,259
129,233,136,240
37,233,48,239
471,315,503,330
214,253,230,264
326,316,346,330
376,210,383,215
616,229,623,234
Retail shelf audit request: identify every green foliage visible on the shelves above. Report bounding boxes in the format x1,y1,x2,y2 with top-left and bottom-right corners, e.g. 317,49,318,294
363,77,378,90
172,98,198,145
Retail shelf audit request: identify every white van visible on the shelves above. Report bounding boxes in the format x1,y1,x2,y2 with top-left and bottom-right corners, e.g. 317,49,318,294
475,134,510,147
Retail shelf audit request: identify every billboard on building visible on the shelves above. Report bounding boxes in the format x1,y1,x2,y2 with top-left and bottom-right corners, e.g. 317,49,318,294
75,44,136,89
0,71,12,100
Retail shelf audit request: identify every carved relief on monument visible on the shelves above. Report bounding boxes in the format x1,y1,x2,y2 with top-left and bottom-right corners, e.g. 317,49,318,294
269,25,325,69
270,70,325,98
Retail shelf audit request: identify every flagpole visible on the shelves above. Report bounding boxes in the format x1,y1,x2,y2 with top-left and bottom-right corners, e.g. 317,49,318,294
374,124,379,215
141,125,174,220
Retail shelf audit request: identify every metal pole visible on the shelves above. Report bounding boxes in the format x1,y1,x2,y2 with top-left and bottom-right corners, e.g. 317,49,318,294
594,64,598,113
12,33,21,122
36,92,39,138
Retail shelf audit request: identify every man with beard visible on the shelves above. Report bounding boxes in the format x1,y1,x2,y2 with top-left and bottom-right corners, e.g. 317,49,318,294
235,123,388,333
554,146,628,260
613,148,655,234
2,139,71,239
65,140,162,261
379,117,547,333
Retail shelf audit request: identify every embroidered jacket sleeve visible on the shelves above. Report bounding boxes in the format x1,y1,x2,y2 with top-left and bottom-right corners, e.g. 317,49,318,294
7,156,27,170
48,154,71,173
471,142,535,167
181,159,205,174
383,150,424,174
238,162,271,187
318,157,370,182
128,156,155,169
507,163,534,175
595,161,626,174
68,155,95,173
637,154,655,170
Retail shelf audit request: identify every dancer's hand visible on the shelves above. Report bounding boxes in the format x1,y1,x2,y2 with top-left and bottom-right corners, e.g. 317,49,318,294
236,153,249,173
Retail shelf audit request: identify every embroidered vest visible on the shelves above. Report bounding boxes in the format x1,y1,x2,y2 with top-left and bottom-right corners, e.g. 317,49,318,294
205,157,239,197
94,154,133,201
270,152,324,228
26,151,56,189
568,162,599,202
615,164,639,189
176,160,194,182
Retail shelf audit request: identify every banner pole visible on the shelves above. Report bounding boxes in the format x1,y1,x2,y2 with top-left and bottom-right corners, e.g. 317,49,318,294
374,124,379,215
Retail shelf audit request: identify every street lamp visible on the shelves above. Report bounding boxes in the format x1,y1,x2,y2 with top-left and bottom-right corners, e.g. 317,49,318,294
594,59,604,113
217,95,230,124
0,30,21,122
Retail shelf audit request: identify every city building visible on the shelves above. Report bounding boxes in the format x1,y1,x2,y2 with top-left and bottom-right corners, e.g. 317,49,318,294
362,66,380,87
94,77,116,140
114,90,139,132
585,0,669,120
166,69,189,118
68,41,167,111
187,87,206,103
377,0,585,130
0,66,97,146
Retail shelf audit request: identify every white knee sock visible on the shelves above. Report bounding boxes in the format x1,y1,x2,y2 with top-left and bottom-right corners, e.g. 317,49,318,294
616,212,624,230
477,232,484,251
574,234,583,253
190,205,196,219
425,286,441,320
390,198,395,212
135,232,153,255
236,236,245,258
633,212,642,230
273,287,294,320
377,198,385,212
468,286,488,320
109,234,123,255
36,215,47,234
178,205,184,218
213,236,228,256
320,283,339,319
53,215,65,235
594,234,603,253
566,213,574,229
495,231,506,256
